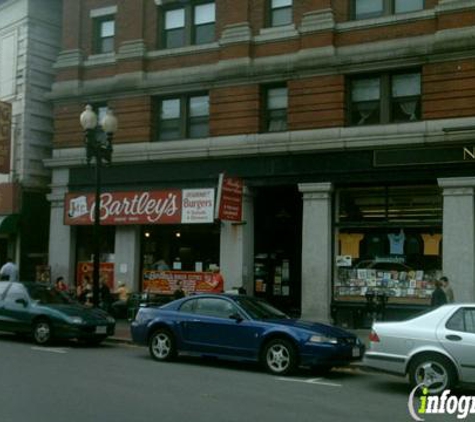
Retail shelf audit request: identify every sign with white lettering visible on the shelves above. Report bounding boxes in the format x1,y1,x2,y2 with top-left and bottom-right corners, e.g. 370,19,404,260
0,101,12,174
64,188,215,225
215,173,243,222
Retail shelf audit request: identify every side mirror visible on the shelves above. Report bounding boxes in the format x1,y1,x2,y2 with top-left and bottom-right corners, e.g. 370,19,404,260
15,298,28,307
229,313,243,322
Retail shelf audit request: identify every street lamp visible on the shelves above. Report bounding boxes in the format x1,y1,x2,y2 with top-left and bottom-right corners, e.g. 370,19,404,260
80,104,118,307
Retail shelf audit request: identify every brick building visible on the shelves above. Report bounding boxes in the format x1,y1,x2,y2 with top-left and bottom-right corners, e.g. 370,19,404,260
47,0,475,325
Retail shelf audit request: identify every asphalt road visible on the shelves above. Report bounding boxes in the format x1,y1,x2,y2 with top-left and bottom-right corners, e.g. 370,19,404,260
0,334,468,422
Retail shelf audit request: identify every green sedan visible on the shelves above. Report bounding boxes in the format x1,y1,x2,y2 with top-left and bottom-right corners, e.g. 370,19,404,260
0,281,115,345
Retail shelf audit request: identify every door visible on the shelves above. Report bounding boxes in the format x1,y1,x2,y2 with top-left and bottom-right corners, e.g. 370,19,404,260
437,307,475,383
1,283,32,334
180,297,261,357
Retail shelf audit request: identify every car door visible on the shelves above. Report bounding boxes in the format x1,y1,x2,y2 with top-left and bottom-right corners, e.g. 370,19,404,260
0,282,11,330
180,297,261,357
1,283,32,334
437,306,475,383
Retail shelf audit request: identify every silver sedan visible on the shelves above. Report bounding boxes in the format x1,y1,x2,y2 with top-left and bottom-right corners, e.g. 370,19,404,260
363,304,475,393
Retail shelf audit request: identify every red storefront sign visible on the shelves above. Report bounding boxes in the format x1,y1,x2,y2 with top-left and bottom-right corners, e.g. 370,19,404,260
143,270,223,295
64,189,215,225
77,262,115,289
0,101,12,174
216,173,243,222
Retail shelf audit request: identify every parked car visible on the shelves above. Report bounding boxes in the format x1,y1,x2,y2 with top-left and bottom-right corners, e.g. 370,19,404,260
131,293,364,375
0,281,115,345
364,304,475,393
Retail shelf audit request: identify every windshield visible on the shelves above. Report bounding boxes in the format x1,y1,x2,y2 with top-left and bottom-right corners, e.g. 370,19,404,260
234,297,289,320
26,285,72,305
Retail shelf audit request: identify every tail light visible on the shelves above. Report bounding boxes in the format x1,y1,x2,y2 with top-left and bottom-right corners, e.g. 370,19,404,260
369,330,380,343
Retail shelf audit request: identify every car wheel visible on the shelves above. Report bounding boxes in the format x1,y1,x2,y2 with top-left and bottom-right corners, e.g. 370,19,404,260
148,328,176,361
408,354,457,394
32,320,53,345
263,338,297,375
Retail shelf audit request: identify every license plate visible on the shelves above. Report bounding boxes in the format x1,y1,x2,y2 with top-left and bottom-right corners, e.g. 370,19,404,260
352,347,360,358
96,326,107,334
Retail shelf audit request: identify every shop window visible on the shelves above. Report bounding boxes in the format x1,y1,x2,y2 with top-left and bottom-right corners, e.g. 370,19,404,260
156,94,209,141
334,185,443,305
268,0,293,27
161,1,215,49
349,71,421,126
93,16,115,54
264,86,288,132
353,0,424,20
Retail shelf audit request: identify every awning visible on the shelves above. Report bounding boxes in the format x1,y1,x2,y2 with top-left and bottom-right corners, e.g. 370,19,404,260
0,214,19,234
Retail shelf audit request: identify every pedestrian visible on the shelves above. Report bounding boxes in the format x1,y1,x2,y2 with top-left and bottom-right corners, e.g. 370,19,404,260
440,276,455,303
111,282,130,318
173,280,185,300
0,257,19,281
209,265,224,291
55,276,68,292
430,279,447,308
99,278,112,311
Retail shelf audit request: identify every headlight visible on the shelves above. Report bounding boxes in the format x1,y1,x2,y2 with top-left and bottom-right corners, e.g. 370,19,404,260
69,316,84,324
134,310,150,324
308,334,338,344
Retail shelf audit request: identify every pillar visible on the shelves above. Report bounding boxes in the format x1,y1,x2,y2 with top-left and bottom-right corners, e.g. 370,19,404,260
114,225,141,292
299,182,333,322
438,177,475,301
219,187,254,293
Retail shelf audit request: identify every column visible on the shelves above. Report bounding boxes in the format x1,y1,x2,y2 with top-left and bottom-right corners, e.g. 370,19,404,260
219,187,254,293
298,182,333,322
438,177,475,301
114,226,141,292
47,168,76,286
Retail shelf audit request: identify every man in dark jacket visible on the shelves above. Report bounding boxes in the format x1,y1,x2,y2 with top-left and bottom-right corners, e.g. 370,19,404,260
431,280,447,308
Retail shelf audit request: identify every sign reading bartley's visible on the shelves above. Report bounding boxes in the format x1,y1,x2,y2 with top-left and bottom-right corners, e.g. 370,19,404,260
64,188,215,225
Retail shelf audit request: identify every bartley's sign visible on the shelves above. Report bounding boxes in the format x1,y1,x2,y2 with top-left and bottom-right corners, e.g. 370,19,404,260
64,188,215,225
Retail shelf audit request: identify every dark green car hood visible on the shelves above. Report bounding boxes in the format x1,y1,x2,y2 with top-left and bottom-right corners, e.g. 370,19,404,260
35,303,112,322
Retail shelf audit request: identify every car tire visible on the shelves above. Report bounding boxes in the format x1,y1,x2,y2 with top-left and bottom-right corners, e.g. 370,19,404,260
262,338,297,375
148,328,176,361
32,319,53,345
408,354,457,394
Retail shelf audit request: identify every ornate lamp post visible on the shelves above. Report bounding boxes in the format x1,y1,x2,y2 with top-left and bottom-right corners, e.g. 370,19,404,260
80,105,118,307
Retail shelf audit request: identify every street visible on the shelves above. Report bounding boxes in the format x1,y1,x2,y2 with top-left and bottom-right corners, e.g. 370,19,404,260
0,334,469,422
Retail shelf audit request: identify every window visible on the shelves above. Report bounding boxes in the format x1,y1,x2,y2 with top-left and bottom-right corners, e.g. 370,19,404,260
156,94,209,140
93,16,115,54
354,0,424,20
349,71,421,125
162,2,215,49
447,308,475,334
194,298,236,318
264,86,288,132
269,0,293,27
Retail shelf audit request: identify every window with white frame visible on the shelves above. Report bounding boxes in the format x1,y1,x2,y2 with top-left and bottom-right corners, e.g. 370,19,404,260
93,16,115,54
156,94,210,140
349,71,421,126
162,1,215,49
265,86,288,132
353,0,424,20
269,0,293,27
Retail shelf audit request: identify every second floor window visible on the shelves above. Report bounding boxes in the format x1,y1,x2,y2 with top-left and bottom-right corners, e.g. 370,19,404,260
157,94,209,140
265,86,288,132
94,16,115,54
162,2,215,49
269,0,293,27
349,71,421,126
354,0,424,20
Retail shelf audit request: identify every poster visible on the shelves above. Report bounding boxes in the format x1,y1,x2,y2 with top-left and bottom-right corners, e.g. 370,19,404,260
143,270,223,295
76,262,115,289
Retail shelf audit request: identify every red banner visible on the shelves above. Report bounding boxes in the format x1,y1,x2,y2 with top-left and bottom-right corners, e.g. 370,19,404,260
216,173,243,222
0,101,12,174
64,188,216,225
76,262,115,289
143,270,223,295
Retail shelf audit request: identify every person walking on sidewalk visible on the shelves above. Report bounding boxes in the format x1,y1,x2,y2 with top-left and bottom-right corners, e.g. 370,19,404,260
0,258,18,281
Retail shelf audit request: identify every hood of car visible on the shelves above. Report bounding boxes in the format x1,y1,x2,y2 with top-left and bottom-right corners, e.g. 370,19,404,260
36,303,111,321
268,318,355,338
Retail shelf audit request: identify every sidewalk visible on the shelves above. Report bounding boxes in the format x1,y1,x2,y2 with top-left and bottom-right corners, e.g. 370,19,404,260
108,319,371,348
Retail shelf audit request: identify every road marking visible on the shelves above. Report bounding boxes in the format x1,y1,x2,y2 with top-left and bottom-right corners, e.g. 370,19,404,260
31,347,68,354
277,377,342,387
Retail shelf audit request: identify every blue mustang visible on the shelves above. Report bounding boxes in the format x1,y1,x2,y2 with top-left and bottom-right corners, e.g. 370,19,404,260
131,294,364,375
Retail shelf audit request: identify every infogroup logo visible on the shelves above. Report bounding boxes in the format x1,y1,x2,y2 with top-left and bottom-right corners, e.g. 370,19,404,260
408,384,475,420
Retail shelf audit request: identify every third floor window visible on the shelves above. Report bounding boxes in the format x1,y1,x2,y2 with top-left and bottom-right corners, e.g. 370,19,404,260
353,0,424,20
349,71,421,126
93,16,115,54
269,0,293,27
264,86,288,132
162,2,215,49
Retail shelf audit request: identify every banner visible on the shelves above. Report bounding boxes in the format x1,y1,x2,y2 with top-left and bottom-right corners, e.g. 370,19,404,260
215,173,243,222
76,262,115,289
0,101,12,174
143,270,223,295
64,188,215,225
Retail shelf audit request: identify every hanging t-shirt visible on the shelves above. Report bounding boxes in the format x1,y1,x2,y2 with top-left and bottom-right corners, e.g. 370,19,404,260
339,233,364,258
364,234,386,257
421,234,442,256
388,230,405,255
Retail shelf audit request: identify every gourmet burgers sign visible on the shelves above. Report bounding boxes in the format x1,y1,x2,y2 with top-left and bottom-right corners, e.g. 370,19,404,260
64,188,215,225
